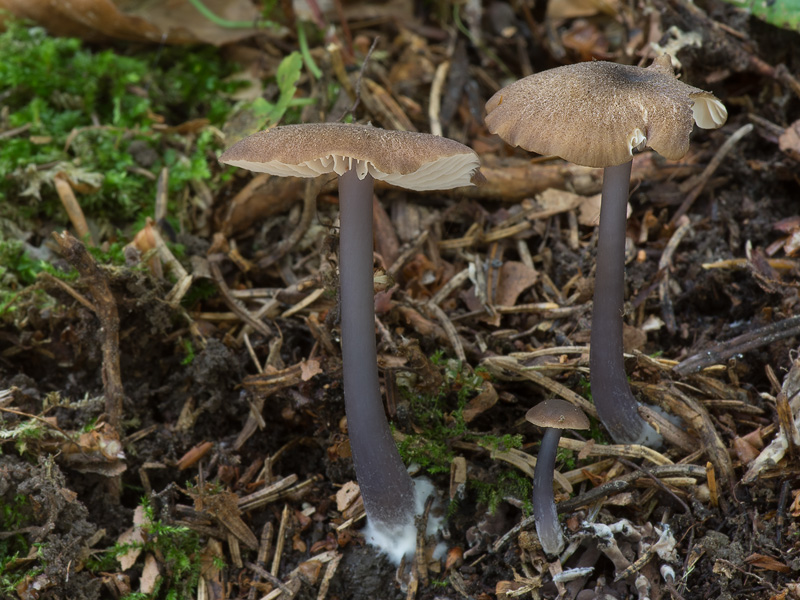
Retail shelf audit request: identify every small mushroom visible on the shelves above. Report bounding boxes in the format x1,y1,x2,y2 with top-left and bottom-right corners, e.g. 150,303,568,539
220,122,482,559
486,57,727,447
526,399,590,556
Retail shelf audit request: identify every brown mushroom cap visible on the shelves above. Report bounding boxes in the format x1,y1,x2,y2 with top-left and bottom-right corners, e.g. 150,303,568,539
485,56,728,168
219,122,483,191
526,399,590,430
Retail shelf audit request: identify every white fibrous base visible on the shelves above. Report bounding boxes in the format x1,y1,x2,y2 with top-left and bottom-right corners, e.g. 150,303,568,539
362,477,444,564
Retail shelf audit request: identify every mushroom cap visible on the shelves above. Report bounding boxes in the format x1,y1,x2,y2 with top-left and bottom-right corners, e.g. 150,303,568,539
485,56,728,168
219,122,483,191
526,399,590,430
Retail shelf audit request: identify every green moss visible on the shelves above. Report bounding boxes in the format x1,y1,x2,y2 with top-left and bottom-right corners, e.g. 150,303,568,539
87,497,204,600
397,355,484,473
555,447,577,471
478,433,524,452
397,352,543,513
0,417,47,455
0,495,34,594
0,21,241,224
470,470,532,516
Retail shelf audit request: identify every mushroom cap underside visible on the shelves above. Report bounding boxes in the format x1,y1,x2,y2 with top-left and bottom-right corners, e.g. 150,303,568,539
526,399,590,430
219,122,483,191
485,57,727,168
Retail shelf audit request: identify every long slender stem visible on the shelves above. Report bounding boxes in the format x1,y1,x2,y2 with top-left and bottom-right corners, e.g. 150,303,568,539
590,161,661,447
533,427,564,556
338,169,416,532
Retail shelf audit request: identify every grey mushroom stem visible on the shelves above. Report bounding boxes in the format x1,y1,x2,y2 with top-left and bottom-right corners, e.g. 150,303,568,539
533,427,565,556
590,162,661,447
338,168,416,532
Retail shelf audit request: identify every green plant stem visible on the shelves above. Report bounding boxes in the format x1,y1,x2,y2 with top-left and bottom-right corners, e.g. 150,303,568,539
186,0,275,29
297,20,323,80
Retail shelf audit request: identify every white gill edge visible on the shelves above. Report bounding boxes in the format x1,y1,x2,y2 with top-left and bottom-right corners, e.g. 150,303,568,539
628,128,647,155
223,153,479,191
691,95,728,129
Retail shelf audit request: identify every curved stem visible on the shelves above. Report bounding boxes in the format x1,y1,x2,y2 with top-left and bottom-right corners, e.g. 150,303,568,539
590,162,661,447
533,427,564,556
338,169,416,532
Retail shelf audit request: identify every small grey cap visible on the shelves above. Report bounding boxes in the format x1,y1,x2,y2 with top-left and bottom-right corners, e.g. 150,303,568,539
526,399,590,430
485,55,728,168
219,122,483,191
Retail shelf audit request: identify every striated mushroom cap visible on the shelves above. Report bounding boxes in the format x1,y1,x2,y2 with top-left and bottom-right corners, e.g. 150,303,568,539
219,122,484,191
526,399,590,431
485,56,728,168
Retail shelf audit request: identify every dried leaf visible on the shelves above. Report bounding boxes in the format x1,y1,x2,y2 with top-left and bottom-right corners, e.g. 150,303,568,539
789,490,800,517
335,481,360,513
731,436,760,466
0,0,262,45
116,505,147,570
745,553,792,574
547,0,620,19
140,553,160,594
536,188,584,213
622,323,647,353
494,261,538,307
579,193,631,226
462,381,499,423
779,120,800,162
300,358,322,381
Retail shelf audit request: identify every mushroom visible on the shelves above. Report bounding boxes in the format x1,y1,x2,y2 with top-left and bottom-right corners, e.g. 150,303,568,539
219,122,482,559
525,399,590,556
486,56,727,446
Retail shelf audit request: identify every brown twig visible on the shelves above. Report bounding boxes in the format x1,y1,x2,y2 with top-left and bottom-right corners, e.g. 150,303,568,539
54,174,94,246
669,123,754,226
209,259,273,339
618,458,692,514
52,231,125,433
337,36,379,121
673,314,800,375
556,464,707,513
258,177,322,269
658,216,692,335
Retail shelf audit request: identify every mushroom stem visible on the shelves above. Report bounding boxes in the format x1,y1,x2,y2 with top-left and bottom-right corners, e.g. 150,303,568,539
590,162,661,447
338,168,416,533
533,426,565,556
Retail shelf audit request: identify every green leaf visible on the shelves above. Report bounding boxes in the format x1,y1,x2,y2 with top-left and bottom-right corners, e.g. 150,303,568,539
221,52,309,144
271,52,304,122
720,0,800,30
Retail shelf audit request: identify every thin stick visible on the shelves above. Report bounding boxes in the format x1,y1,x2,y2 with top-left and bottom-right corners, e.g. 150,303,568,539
54,174,93,246
705,461,719,508
618,458,691,514
271,504,290,577
338,37,379,120
658,216,692,335
669,123,753,225
209,259,273,339
429,61,450,137
674,314,800,375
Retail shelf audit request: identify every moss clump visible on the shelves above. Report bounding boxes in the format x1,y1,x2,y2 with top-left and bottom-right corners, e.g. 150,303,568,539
0,21,239,224
398,354,490,474
470,470,532,516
